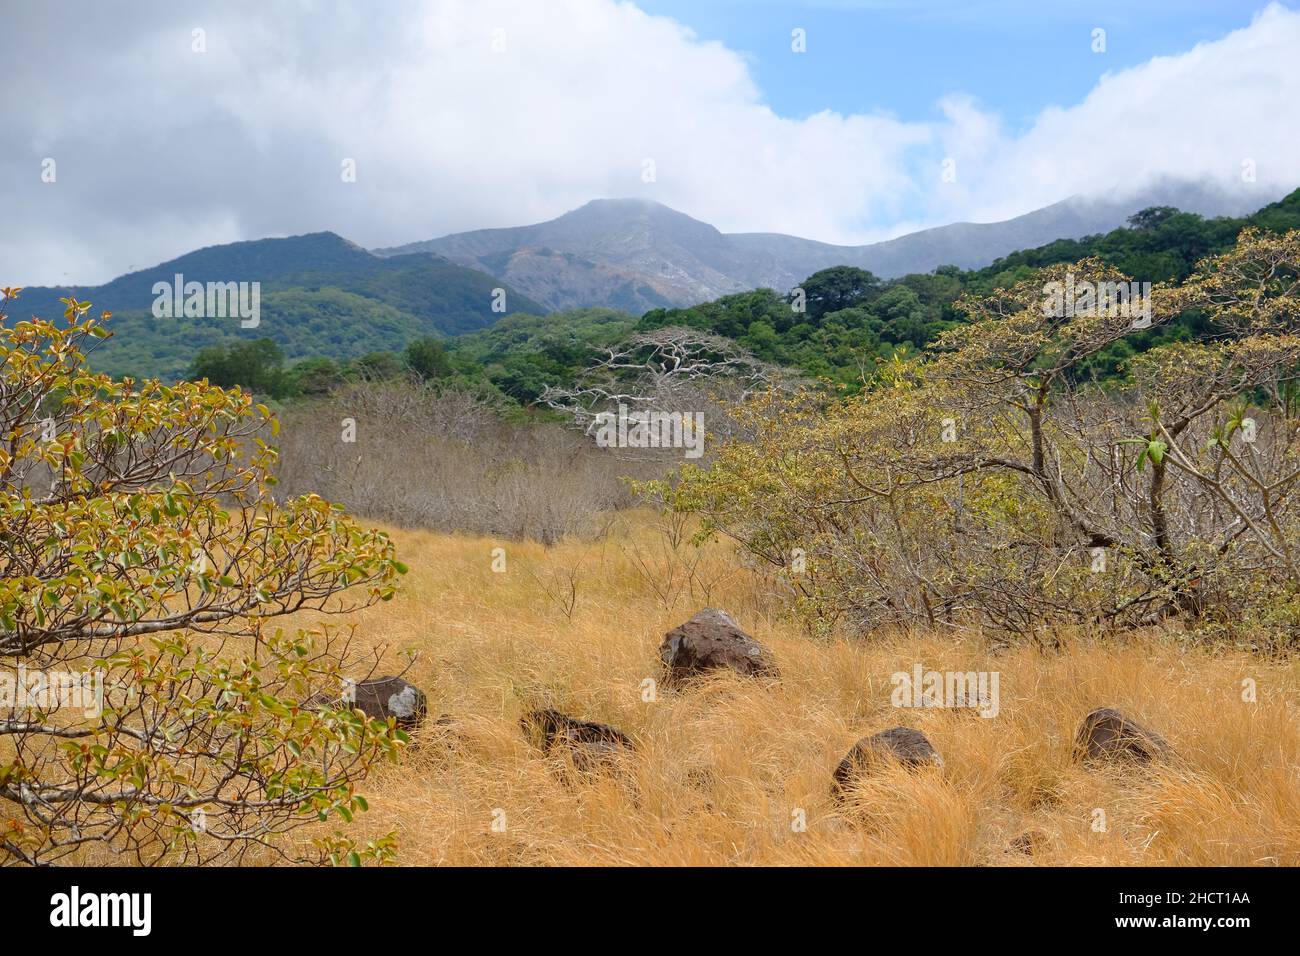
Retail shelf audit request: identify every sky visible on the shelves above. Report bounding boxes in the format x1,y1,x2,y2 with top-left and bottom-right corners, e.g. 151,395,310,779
638,0,1268,129
3,0,1299,285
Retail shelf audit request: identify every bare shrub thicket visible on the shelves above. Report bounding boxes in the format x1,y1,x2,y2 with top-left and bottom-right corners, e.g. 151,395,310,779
652,232,1300,649
275,330,791,543
273,379,666,543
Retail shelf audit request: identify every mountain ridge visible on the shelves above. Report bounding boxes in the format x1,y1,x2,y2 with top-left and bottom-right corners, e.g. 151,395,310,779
8,232,546,380
8,182,1292,381
379,182,1283,313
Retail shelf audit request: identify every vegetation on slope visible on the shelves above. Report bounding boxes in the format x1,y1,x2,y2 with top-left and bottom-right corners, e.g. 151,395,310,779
11,232,546,381
15,190,1300,404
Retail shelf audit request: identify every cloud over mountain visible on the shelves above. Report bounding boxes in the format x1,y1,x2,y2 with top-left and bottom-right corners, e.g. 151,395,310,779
5,0,1299,285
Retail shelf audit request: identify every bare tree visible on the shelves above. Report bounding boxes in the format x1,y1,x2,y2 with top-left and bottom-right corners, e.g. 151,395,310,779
539,326,788,443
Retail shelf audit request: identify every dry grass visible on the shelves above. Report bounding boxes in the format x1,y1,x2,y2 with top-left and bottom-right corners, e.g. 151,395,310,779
276,512,1300,866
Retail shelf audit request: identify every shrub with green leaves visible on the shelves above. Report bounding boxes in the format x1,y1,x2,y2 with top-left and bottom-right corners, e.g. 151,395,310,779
0,291,409,865
651,232,1300,649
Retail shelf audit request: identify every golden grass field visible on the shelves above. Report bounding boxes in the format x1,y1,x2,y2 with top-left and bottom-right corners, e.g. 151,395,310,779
285,512,1300,866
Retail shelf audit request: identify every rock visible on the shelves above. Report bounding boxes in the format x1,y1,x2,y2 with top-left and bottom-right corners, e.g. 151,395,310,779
520,708,635,773
833,727,944,793
305,676,428,731
1074,707,1170,765
659,608,774,682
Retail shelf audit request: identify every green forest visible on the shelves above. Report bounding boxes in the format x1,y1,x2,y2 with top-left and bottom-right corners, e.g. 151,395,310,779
86,187,1300,405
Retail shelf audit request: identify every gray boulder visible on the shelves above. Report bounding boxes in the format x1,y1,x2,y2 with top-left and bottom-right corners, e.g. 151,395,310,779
1074,707,1170,765
521,708,635,774
305,676,428,731
659,608,774,682
834,727,944,794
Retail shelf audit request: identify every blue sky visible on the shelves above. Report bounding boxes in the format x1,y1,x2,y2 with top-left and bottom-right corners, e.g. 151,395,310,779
639,0,1276,128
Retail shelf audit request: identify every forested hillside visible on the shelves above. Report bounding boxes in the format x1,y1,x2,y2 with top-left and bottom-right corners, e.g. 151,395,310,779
10,232,545,380
628,188,1300,388
406,186,1300,404
16,189,1299,397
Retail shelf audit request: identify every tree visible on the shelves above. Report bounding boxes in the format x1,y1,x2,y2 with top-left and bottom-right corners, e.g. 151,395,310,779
656,231,1300,646
539,326,784,439
1127,206,1180,231
793,266,881,322
405,336,452,381
870,285,930,348
289,356,344,396
0,292,409,865
189,338,293,398
349,351,405,381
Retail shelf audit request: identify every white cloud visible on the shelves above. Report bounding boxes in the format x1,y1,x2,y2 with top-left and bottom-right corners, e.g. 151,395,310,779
957,3,1300,221
3,0,1299,285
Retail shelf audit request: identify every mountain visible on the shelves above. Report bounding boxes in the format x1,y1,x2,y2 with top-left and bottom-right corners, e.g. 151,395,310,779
10,182,1287,382
10,232,545,379
379,182,1282,313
